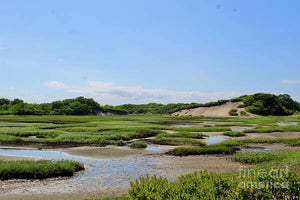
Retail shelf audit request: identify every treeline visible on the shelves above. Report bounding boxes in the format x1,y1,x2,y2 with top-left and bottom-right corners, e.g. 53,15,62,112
1,93,299,116
112,99,239,115
0,97,127,115
113,93,300,116
239,93,300,115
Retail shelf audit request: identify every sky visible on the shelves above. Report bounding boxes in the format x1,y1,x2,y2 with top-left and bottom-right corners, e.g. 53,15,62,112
0,0,300,105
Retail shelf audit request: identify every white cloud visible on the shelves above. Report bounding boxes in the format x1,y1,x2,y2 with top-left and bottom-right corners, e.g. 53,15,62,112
44,81,68,88
67,81,240,105
282,80,300,84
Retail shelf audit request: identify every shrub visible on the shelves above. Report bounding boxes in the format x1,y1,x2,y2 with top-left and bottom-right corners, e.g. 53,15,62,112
129,171,234,200
240,111,248,116
237,104,246,108
130,141,147,149
128,169,300,199
229,109,238,116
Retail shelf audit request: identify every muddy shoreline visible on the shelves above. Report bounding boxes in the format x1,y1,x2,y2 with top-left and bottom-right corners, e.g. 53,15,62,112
0,145,243,200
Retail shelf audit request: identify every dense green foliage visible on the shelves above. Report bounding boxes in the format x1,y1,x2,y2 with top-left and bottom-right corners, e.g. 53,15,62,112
127,168,300,200
229,109,238,116
239,111,247,116
241,93,300,115
0,97,127,115
0,160,84,180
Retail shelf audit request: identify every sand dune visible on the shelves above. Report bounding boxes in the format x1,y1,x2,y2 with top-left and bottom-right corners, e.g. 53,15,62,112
172,101,254,117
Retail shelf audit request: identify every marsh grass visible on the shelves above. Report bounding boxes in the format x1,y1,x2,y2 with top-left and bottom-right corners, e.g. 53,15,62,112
158,137,206,145
220,138,300,146
0,115,299,147
156,132,207,139
231,152,282,164
223,131,245,137
130,141,147,149
167,145,233,156
0,160,84,180
170,126,231,132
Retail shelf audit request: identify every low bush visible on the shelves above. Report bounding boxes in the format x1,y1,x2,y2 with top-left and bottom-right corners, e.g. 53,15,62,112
229,109,238,116
240,111,248,116
128,169,300,200
237,104,246,108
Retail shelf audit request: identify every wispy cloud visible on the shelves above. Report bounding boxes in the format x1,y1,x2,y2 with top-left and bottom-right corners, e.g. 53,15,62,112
44,81,68,88
66,81,240,105
282,80,300,84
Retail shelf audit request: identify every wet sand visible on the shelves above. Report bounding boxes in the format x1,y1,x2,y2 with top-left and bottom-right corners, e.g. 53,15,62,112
239,131,300,139
0,155,39,161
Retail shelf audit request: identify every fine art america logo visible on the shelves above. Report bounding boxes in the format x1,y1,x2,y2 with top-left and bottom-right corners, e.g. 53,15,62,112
238,166,289,189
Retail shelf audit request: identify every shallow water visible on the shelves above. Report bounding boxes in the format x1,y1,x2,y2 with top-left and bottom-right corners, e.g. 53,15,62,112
170,124,202,127
278,122,298,127
145,144,166,151
206,136,228,145
0,148,158,190
242,148,271,153
123,144,166,151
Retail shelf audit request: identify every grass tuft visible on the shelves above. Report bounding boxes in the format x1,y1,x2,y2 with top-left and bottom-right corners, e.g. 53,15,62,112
223,131,245,137
130,141,147,149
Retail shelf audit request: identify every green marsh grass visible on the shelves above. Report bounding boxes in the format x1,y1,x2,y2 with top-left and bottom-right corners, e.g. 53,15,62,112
130,141,147,149
231,151,282,164
156,132,207,139
0,160,84,180
0,115,299,147
223,131,246,137
220,138,300,146
167,145,232,156
158,137,206,145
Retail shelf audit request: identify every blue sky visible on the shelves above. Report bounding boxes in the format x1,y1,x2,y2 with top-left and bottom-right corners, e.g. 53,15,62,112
0,0,300,105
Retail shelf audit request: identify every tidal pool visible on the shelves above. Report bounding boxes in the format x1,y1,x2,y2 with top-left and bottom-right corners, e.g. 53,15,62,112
206,136,228,145
278,121,298,127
